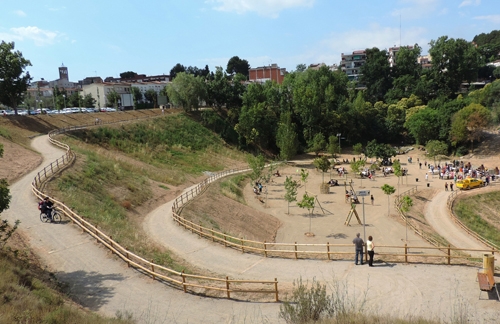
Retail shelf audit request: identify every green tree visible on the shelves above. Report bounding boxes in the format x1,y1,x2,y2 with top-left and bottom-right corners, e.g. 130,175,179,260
360,47,392,103
67,92,82,108
297,193,315,234
386,45,423,102
226,56,250,78
120,71,137,79
144,89,158,107
300,168,309,191
276,111,298,160
206,66,229,111
295,63,307,72
364,140,397,160
327,135,340,158
309,133,326,156
106,89,120,108
350,160,366,177
0,144,16,248
426,140,448,166
429,36,481,97
381,184,396,217
0,41,32,114
169,63,186,79
131,87,143,104
400,195,414,242
313,155,331,183
404,108,440,144
247,154,266,181
82,93,96,108
352,143,363,156
284,176,299,214
450,103,492,151
494,67,500,79
166,72,206,111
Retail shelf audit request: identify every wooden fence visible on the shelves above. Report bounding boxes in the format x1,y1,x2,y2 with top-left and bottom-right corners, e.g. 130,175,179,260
172,177,498,264
31,114,279,301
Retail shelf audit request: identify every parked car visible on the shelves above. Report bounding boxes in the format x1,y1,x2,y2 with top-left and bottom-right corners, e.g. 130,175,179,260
105,107,117,112
456,178,485,190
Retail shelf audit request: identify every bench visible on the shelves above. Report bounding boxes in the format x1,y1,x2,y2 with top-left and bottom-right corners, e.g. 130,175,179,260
477,271,499,301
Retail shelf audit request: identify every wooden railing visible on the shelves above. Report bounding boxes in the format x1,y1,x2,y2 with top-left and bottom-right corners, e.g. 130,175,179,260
446,187,500,251
172,176,498,264
31,114,279,302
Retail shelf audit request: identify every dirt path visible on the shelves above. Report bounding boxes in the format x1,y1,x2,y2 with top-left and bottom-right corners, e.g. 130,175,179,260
4,134,500,323
3,136,280,324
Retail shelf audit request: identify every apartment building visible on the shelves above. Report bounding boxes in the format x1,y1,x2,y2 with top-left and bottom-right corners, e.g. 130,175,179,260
340,50,366,81
82,82,133,109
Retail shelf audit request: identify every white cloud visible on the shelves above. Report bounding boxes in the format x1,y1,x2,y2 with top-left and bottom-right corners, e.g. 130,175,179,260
207,0,314,17
474,15,500,24
458,0,480,8
14,10,26,17
0,26,60,46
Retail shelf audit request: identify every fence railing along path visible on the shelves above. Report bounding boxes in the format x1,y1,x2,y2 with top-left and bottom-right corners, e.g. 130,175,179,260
172,174,498,265
31,113,279,302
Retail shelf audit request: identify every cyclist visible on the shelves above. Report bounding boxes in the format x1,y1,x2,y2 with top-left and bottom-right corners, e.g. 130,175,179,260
40,196,54,221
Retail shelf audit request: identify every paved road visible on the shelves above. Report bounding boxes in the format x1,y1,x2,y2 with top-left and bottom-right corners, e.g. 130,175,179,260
3,135,500,323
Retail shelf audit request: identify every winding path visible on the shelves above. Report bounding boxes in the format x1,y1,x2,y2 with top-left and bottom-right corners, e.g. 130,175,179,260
3,135,500,323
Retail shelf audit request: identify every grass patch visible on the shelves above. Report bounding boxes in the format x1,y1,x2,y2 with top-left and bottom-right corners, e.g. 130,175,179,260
453,191,500,247
0,250,132,324
158,184,169,190
219,173,249,204
48,149,185,272
67,113,246,181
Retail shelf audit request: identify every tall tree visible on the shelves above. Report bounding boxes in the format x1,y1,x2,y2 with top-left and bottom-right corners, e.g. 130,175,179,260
166,72,206,111
284,176,299,214
131,87,143,104
106,89,120,108
404,108,440,145
386,45,423,102
449,103,492,151
381,184,396,217
276,111,298,160
169,63,186,79
0,41,32,114
120,71,137,79
429,36,481,97
360,47,392,103
82,93,96,108
144,89,158,107
226,56,250,78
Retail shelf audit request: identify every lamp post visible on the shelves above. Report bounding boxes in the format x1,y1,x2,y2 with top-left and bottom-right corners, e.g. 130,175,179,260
63,94,66,109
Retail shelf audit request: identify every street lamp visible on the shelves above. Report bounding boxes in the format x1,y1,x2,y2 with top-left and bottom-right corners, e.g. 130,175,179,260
63,94,66,109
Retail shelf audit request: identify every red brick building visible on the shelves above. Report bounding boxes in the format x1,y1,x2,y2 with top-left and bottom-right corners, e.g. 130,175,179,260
248,64,287,84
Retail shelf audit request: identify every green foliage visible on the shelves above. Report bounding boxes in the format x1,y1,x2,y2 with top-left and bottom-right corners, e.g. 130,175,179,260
360,47,392,103
313,156,331,173
364,140,396,160
404,108,440,144
308,133,326,156
226,56,250,77
0,178,11,214
71,114,231,175
327,135,340,157
144,89,158,107
284,176,299,214
220,174,248,204
279,278,334,324
400,195,413,213
0,41,32,111
299,168,309,189
106,89,120,108
166,72,206,111
450,103,492,148
277,111,299,160
82,93,95,108
350,160,366,175
352,143,363,155
381,184,396,196
247,154,266,181
426,140,448,160
393,160,403,179
297,193,315,215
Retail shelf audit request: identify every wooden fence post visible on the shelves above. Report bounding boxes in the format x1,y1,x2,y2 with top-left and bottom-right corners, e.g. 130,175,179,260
264,241,267,257
447,245,451,265
95,226,99,243
110,236,113,254
126,252,130,267
199,223,202,238
182,271,187,293
404,244,408,263
151,261,155,281
211,228,215,242
294,242,298,259
275,278,279,302
327,242,331,260
226,276,231,299
224,235,227,248
241,239,244,253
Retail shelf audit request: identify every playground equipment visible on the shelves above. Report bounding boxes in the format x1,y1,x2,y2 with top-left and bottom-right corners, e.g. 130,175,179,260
344,203,362,226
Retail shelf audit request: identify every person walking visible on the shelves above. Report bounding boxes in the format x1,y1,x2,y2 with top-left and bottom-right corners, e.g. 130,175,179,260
445,182,448,191
370,194,374,205
450,182,454,191
367,236,375,267
353,233,364,265
425,173,428,182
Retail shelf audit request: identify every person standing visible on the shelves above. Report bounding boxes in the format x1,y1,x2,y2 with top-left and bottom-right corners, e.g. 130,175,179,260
353,233,364,265
444,182,448,191
425,173,428,182
370,194,374,205
450,182,454,191
367,236,375,267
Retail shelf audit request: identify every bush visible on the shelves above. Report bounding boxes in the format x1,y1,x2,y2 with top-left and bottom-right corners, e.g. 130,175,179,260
279,278,334,324
456,146,468,156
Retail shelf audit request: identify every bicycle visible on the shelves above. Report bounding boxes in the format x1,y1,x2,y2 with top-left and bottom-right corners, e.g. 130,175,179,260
40,208,61,223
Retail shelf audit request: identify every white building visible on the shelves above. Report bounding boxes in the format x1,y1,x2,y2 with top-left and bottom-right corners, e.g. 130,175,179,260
82,82,134,109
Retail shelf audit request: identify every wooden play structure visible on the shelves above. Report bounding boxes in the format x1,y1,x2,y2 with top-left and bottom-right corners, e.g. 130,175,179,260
344,203,362,226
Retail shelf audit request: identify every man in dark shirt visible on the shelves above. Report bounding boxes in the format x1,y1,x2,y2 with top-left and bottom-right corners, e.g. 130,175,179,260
353,233,364,265
40,197,54,220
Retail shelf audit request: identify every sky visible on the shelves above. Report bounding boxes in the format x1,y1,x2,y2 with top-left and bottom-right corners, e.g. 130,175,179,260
1,0,499,83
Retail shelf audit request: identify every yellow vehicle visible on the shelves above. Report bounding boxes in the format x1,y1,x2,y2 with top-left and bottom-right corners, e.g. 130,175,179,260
456,178,485,190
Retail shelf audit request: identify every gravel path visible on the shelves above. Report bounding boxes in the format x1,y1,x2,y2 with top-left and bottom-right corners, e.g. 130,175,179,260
3,135,500,323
